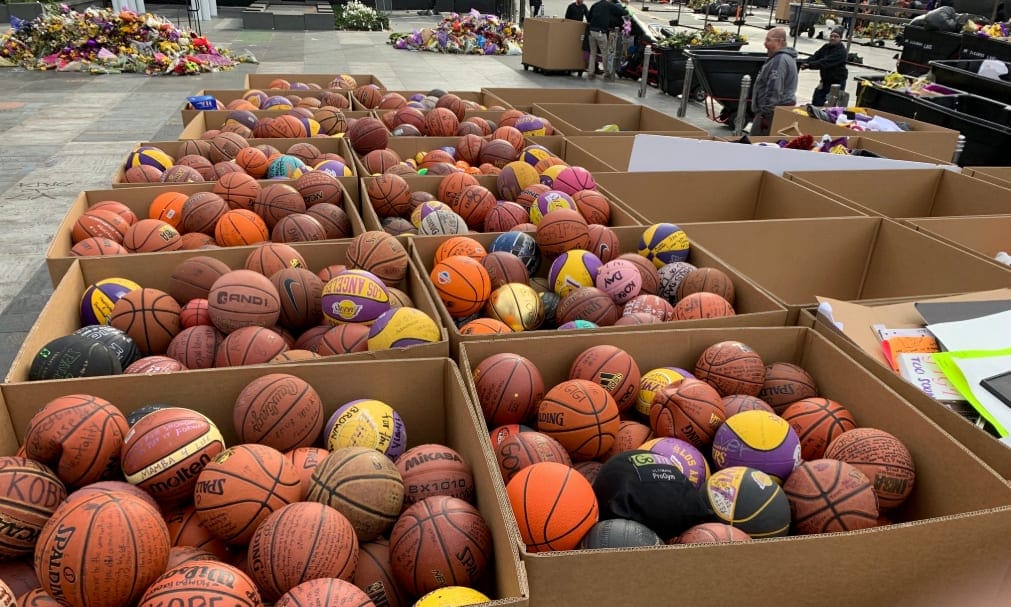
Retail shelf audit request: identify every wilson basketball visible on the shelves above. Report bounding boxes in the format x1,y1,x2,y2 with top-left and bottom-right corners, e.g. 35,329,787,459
536,379,620,461
72,209,130,245
782,397,857,460
321,269,391,325
705,466,791,538
579,519,662,549
556,287,621,327
214,325,289,367
430,255,492,319
247,502,359,601
35,492,170,607
346,231,410,286
0,457,66,558
306,203,352,239
506,462,598,552
824,428,915,510
108,287,181,355
712,411,802,482
649,378,726,450
480,251,530,289
164,504,229,559
495,431,572,483
676,522,752,544
121,407,224,502
694,340,766,397
348,117,389,155
166,546,220,568
472,353,545,427
165,325,221,369
722,394,775,417
270,267,324,330
676,267,736,305
245,242,308,276
671,292,736,321
760,362,819,413
784,459,879,534
366,174,412,218
306,447,405,542
137,561,259,607
207,269,281,333
568,345,641,412
234,373,324,451
396,444,474,508
354,539,410,607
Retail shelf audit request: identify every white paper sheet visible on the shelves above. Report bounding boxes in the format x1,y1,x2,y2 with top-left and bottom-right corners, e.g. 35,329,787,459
927,310,1011,352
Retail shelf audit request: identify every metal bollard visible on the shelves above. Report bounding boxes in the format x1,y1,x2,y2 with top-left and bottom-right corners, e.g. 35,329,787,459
639,45,653,98
826,83,841,107
952,134,966,165
733,74,751,136
677,58,694,117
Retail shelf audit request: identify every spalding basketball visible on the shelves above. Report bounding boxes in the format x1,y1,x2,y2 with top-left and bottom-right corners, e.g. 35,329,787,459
472,353,545,427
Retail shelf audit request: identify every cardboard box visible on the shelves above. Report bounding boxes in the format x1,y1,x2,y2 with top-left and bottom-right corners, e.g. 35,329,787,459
519,136,618,173
905,215,1011,267
0,357,527,606
786,169,1011,219
735,135,955,165
769,106,960,163
45,181,366,285
458,327,1011,607
801,289,1011,479
243,73,386,90
531,103,707,137
564,135,712,172
178,110,375,140
411,227,788,355
111,138,357,187
181,89,354,124
7,242,448,384
966,166,1011,189
594,171,864,224
520,18,587,73
675,217,1011,323
480,88,631,113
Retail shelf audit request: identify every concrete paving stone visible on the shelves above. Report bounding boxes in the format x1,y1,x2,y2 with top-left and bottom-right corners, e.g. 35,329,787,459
0,261,51,323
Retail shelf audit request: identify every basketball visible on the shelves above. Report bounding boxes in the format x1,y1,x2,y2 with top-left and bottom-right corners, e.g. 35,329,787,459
595,259,642,305
455,185,496,229
180,232,216,249
572,190,611,226
657,262,697,303
247,502,358,601
552,166,597,196
306,447,405,542
0,457,66,558
316,109,350,135
369,307,441,349
284,446,328,499
459,317,512,335
208,132,248,163
274,578,373,607
705,466,791,537
137,561,259,607
530,191,576,225
35,492,170,607
430,255,492,319
425,107,460,137
602,420,652,460
456,134,485,166
324,398,407,457
435,236,487,264
824,428,915,510
214,326,289,367
671,292,736,321
164,503,229,559
165,546,221,569
481,251,529,288
72,209,130,245
80,277,140,325
567,345,641,412
497,161,540,202
179,193,228,236
123,355,187,374
694,340,766,397
437,173,478,211
306,203,352,239
783,459,879,534
234,373,324,451
125,145,174,171
535,208,589,257
121,407,225,502
193,444,301,545
472,353,545,427
206,269,281,334
246,242,308,276
271,214,326,243
640,436,709,489
579,519,663,549
70,236,128,258
485,283,544,332
415,587,490,607
270,267,324,330
168,255,231,304
363,149,401,175
28,334,119,381
489,231,540,274
636,367,694,419
255,183,306,229
760,362,820,412
354,539,410,607
366,174,412,218
165,325,221,369
712,410,802,482
676,267,736,305
676,522,752,544
617,253,660,294
213,209,268,246
120,219,181,254
396,444,474,506
548,249,602,298
124,165,163,183
296,171,343,208
163,165,204,183
622,294,674,323
480,139,518,168
348,117,390,155
556,287,620,327
536,379,620,461
638,223,690,268
108,287,181,355
346,231,410,286
317,323,369,355
389,496,492,596
321,269,391,325
649,378,726,450
495,431,572,483
234,146,270,178
782,397,857,460
484,201,528,232
722,394,775,417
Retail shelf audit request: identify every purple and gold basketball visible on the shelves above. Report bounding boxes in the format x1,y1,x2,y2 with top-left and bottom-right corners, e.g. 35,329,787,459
325,398,407,458
530,190,577,225
80,277,142,325
321,269,391,325
368,307,441,350
711,411,801,483
314,159,352,178
640,437,710,489
548,249,602,298
514,115,547,137
521,145,553,167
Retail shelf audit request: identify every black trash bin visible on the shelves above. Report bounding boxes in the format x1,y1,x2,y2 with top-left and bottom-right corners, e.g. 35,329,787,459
959,32,1011,62
686,49,768,117
930,59,1011,104
898,26,963,76
656,42,745,99
788,3,819,38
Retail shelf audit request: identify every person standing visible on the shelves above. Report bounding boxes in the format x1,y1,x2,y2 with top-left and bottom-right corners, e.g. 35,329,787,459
530,0,543,17
750,27,798,136
587,0,627,80
800,27,848,107
565,0,588,20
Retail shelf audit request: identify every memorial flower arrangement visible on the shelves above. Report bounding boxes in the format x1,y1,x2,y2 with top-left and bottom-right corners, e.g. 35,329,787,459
964,19,1011,40
0,4,255,74
334,0,389,31
654,25,745,50
389,9,522,55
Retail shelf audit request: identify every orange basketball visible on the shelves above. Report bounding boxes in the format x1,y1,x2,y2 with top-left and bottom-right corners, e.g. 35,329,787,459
214,326,289,367
455,184,497,229
363,149,402,175
72,209,130,244
124,165,163,183
306,447,405,542
0,456,66,558
316,323,370,355
89,200,137,225
247,502,359,601
515,183,550,209
306,203,352,239
429,255,492,319
270,114,308,138
434,236,487,264
353,539,409,607
215,209,269,246
287,142,322,166
122,218,182,253
272,213,327,243
472,353,544,427
459,317,513,335
506,462,598,552
424,107,460,137
284,447,328,499
760,362,819,413
270,267,323,330
36,492,170,607
70,236,128,257
676,267,736,305
177,154,216,180
493,125,525,152
603,420,653,460
572,189,612,225
165,546,221,569
694,340,766,397
483,200,528,232
535,208,590,256
234,146,270,178
179,232,216,250
165,325,222,369
420,150,455,169
109,287,182,355
783,459,879,534
480,251,530,288
671,291,736,321
234,373,324,451
214,172,262,211
276,578,374,607
245,242,308,276
495,431,571,483
824,428,915,510
168,255,231,304
396,444,474,507
649,378,726,450
346,230,410,286
676,522,752,544
437,172,479,211
456,134,485,166
207,269,281,333
568,344,642,412
536,379,620,461
137,561,259,607
164,503,230,559
255,183,307,229
364,174,411,218
145,194,186,229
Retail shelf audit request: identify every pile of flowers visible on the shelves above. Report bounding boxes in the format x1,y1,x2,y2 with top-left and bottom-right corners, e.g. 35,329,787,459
0,4,255,74
389,9,522,55
334,0,389,31
654,24,745,50
749,134,862,153
964,19,1011,40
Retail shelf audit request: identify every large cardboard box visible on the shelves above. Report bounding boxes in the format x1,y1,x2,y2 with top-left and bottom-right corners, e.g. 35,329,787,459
243,73,386,90
905,215,1011,267
786,169,1011,219
411,227,788,355
769,106,960,163
676,217,1011,323
966,166,1011,189
594,171,864,224
736,135,955,165
458,327,1011,607
564,135,712,172
111,137,357,187
520,18,587,73
799,289,1011,480
480,88,630,113
531,103,707,137
178,110,375,140
45,181,365,285
519,136,618,173
0,357,528,606
181,89,354,124
7,244,448,384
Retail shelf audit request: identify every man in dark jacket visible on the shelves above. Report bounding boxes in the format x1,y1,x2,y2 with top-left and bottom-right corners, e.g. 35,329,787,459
586,0,627,80
800,27,848,106
565,0,588,20
750,27,798,135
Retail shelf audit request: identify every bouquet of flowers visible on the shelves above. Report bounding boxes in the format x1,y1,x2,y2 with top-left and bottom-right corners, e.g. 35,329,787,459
964,19,1011,40
334,0,389,31
389,9,522,55
655,24,745,50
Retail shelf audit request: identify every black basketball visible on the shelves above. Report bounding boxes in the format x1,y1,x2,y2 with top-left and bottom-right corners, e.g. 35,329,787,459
29,334,123,381
126,403,173,427
73,324,141,368
579,518,664,549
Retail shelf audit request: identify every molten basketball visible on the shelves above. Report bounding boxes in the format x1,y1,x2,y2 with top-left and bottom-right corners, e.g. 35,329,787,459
234,373,325,451
306,447,405,542
472,353,545,427
694,340,766,397
506,462,598,552
536,379,620,461
495,431,572,483
783,459,879,534
649,378,726,450
782,397,857,460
